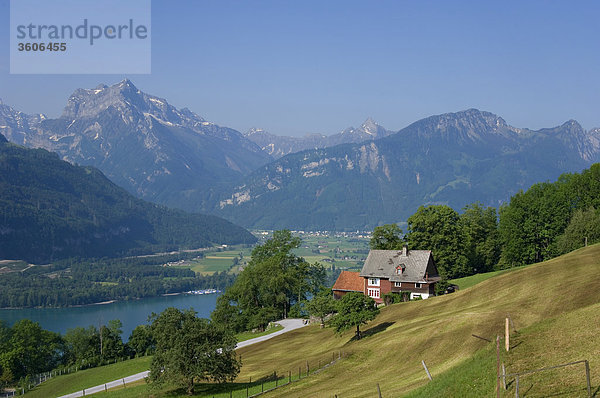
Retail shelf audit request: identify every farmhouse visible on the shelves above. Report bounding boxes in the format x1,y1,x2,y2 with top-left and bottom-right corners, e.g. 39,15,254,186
359,246,440,303
331,270,364,299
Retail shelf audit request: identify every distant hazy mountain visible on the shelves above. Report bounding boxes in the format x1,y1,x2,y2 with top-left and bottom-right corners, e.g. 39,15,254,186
217,109,600,230
0,99,46,145
244,117,393,159
0,134,256,263
1,80,272,212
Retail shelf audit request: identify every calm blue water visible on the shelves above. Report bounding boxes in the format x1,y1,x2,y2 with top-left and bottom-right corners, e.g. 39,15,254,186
0,293,220,340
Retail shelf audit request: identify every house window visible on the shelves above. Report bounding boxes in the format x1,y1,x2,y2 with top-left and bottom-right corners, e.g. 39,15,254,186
367,288,380,298
394,282,402,287
368,278,380,286
415,283,422,288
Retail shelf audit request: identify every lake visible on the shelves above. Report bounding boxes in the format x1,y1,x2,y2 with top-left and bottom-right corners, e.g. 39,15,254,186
0,293,220,340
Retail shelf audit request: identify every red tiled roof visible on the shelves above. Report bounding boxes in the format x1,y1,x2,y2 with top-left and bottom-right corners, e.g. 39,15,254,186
332,271,363,292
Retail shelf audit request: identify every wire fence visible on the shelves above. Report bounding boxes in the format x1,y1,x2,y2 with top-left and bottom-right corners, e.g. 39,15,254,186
0,355,138,397
196,351,348,398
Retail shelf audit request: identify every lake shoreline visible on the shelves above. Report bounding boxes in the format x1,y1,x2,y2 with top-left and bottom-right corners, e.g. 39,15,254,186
0,290,222,310
0,293,219,338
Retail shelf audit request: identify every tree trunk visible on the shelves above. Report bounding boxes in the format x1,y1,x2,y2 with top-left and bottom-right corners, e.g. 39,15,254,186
186,379,194,395
356,324,361,339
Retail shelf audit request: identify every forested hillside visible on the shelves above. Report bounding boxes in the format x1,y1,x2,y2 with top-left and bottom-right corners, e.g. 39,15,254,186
0,135,256,263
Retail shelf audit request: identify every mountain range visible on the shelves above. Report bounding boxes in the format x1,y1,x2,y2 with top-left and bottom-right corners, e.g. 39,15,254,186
1,80,271,212
217,110,600,229
0,133,256,263
244,117,392,159
2,81,599,230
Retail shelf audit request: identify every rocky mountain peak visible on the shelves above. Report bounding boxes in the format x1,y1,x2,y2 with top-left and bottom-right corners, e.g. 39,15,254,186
560,119,584,132
361,117,380,135
60,80,211,132
245,127,266,137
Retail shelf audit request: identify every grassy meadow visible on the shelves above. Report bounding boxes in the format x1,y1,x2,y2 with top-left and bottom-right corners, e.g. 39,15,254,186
26,243,600,397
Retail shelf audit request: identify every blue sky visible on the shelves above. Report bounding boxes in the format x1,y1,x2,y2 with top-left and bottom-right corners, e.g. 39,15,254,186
0,0,599,136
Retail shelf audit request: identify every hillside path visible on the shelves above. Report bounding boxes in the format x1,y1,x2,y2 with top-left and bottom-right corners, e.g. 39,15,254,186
57,318,308,398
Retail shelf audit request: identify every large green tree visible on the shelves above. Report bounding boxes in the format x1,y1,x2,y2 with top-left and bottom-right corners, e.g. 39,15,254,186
306,289,336,328
63,326,100,366
405,205,469,278
460,203,500,273
100,320,126,360
369,224,404,250
498,180,573,267
128,325,155,356
212,230,325,332
330,292,379,340
149,308,240,395
0,320,64,381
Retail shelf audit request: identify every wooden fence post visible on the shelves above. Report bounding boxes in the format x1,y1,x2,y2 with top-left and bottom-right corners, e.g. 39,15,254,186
505,318,510,351
288,370,291,384
306,360,309,375
585,360,591,397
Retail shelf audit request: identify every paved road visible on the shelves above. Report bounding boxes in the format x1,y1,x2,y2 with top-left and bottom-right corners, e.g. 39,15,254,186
57,319,308,398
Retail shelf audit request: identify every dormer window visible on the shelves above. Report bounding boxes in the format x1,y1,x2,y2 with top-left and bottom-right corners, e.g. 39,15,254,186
396,264,405,275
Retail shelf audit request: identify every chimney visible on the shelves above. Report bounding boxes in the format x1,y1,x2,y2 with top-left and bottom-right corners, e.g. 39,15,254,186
402,244,408,256
425,272,429,281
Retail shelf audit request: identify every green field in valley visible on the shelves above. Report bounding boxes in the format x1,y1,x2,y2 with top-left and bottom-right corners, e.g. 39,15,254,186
167,232,370,276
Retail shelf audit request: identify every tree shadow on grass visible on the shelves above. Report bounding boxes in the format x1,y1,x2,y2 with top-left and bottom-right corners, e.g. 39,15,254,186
347,322,395,344
157,373,286,396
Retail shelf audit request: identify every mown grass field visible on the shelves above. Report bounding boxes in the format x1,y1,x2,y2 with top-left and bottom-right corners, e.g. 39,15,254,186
449,268,517,290
247,244,600,397
30,244,600,397
170,247,253,275
25,356,152,398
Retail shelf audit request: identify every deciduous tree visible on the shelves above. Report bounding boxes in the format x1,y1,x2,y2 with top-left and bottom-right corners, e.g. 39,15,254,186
405,205,469,278
330,292,379,339
370,224,404,250
306,289,336,328
149,308,240,395
212,230,325,332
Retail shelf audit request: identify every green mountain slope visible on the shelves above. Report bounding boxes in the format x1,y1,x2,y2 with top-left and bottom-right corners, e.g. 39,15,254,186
0,135,256,263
